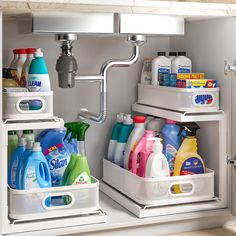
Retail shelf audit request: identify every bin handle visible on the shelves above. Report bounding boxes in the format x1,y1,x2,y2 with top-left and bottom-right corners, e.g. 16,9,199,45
42,191,75,210
168,181,195,197
16,97,46,114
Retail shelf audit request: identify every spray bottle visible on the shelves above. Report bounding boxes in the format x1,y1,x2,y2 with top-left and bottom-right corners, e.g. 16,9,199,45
174,122,205,193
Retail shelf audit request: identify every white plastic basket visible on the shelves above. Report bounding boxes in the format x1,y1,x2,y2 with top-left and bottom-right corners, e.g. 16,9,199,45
3,91,54,120
9,177,99,220
103,159,214,206
138,84,219,112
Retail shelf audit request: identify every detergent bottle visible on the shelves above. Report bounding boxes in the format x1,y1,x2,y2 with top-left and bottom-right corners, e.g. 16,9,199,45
8,137,26,189
39,128,78,187
162,119,185,175
15,140,34,189
21,142,51,190
174,122,205,193
131,130,155,177
123,116,146,170
113,114,134,167
8,130,18,167
107,113,124,162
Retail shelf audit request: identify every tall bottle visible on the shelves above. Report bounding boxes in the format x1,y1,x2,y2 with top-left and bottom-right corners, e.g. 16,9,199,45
171,52,192,74
15,49,27,85
162,119,185,175
10,49,19,68
8,131,18,167
113,114,134,167
8,137,26,189
123,116,146,170
151,52,171,86
131,130,155,177
107,113,124,162
20,48,35,87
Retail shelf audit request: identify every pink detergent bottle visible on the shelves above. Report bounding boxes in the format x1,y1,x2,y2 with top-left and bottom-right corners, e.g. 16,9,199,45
131,130,154,177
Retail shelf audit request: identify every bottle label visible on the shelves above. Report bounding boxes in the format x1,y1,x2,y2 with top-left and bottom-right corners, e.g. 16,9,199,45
25,166,39,189
28,74,50,92
157,67,170,84
178,67,191,73
180,157,204,175
44,143,70,187
73,171,91,185
165,144,177,175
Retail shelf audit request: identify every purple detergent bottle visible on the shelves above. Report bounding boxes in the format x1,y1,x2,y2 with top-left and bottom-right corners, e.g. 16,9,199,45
162,119,185,175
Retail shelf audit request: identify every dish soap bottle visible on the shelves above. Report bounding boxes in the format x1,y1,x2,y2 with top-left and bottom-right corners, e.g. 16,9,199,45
131,130,155,177
174,122,205,193
8,137,26,188
145,138,170,178
107,113,124,162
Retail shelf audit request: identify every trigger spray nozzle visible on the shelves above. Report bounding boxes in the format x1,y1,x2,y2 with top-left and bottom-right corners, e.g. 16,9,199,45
147,137,163,153
176,122,200,137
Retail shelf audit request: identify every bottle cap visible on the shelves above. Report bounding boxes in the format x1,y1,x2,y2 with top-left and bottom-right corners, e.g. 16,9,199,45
26,48,36,54
23,130,34,134
178,52,186,56
123,114,133,125
26,140,34,149
34,48,43,57
117,113,124,123
166,119,176,124
157,52,166,56
32,142,42,152
147,137,163,153
133,116,146,123
13,49,19,54
169,52,177,57
18,49,27,54
8,130,17,135
18,137,26,146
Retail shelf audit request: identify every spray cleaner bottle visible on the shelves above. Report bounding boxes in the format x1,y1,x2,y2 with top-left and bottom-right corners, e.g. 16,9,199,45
174,122,205,193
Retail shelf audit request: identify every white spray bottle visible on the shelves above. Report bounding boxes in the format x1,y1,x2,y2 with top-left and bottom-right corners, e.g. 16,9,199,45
145,138,170,178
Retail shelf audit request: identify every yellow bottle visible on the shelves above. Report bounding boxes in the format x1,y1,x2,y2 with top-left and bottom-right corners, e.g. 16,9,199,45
173,122,205,193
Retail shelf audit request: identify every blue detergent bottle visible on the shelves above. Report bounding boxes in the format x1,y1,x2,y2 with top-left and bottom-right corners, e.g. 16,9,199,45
8,137,26,189
21,142,51,190
38,128,78,187
15,140,34,189
162,119,186,175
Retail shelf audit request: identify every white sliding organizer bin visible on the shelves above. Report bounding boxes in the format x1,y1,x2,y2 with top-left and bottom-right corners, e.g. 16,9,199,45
3,91,53,120
138,84,219,112
103,159,214,206
9,177,99,221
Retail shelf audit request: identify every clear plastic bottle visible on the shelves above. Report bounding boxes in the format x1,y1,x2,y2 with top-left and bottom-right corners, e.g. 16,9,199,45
151,52,171,86
140,58,152,84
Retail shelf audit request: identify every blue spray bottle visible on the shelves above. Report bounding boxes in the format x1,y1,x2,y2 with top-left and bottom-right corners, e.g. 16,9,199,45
162,119,186,175
8,137,26,189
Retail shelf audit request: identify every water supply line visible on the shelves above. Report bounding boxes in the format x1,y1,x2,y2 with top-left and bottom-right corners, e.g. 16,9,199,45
55,34,146,123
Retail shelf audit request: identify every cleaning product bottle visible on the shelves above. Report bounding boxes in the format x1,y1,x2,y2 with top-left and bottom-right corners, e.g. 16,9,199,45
21,142,51,190
15,140,34,189
140,58,152,84
146,117,165,137
107,113,124,162
8,131,18,167
162,119,185,175
171,52,192,74
123,116,146,170
151,52,171,86
131,130,155,177
174,122,205,193
113,114,134,167
20,48,35,87
15,49,27,85
10,49,19,68
28,48,51,110
145,138,170,178
62,121,91,189
8,137,26,188
22,130,35,142
39,128,78,187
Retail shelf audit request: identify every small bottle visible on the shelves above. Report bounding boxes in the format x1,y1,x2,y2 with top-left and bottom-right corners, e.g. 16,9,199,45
168,52,177,61
22,130,35,142
8,131,18,167
20,48,35,87
172,52,192,74
15,49,27,85
151,52,171,86
140,58,152,84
